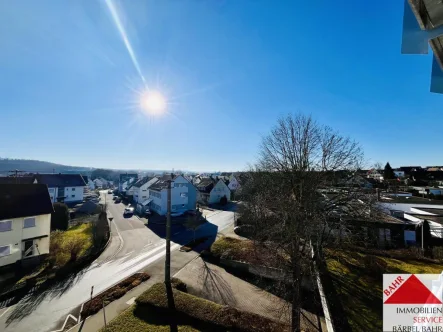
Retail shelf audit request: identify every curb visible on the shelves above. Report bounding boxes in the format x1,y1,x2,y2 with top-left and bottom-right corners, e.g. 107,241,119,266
65,272,150,332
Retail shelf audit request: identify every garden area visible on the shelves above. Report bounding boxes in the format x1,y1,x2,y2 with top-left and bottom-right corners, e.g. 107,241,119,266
209,236,277,267
103,280,288,332
1,209,109,300
325,247,443,331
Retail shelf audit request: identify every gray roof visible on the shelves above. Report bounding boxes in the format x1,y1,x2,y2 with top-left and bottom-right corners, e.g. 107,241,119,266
149,174,175,191
0,184,54,219
132,176,155,188
197,178,216,193
0,176,35,184
35,174,86,187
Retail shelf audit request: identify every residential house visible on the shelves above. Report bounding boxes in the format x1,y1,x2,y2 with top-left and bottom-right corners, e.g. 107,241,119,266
191,175,201,185
0,176,35,185
132,176,158,204
119,173,138,192
93,178,109,188
428,167,443,172
367,169,384,181
0,184,54,267
394,170,405,178
399,166,423,175
87,179,95,190
228,173,242,191
34,174,86,204
197,177,231,205
148,174,197,216
124,177,138,198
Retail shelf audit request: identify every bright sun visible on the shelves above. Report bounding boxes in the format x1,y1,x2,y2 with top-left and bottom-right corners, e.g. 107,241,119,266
141,90,167,115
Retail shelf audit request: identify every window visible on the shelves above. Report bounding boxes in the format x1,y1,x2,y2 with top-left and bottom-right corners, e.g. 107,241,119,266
49,188,54,192
72,195,75,198
0,245,10,257
0,220,12,232
142,196,147,199
72,188,75,191
24,217,36,228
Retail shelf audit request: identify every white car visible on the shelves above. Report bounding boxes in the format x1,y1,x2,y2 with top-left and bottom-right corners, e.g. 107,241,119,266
124,206,134,216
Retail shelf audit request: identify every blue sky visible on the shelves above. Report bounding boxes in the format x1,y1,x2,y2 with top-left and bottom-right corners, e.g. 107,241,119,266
0,0,441,172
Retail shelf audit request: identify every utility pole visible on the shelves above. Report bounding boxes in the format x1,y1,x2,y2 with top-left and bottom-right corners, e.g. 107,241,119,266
165,178,172,285
8,169,25,183
164,175,177,332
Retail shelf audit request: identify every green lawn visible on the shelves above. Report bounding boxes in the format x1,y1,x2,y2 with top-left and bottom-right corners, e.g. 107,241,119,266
103,282,287,332
103,305,200,332
326,248,443,331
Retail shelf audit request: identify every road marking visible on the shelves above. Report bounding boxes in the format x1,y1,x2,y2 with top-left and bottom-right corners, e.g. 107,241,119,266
0,307,11,318
126,297,136,305
49,314,77,332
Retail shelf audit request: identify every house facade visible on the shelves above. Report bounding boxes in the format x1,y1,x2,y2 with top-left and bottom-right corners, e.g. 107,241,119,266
34,174,86,204
0,184,53,267
228,174,241,191
119,173,138,192
367,169,384,181
132,177,158,204
197,178,231,205
148,175,197,216
394,170,405,178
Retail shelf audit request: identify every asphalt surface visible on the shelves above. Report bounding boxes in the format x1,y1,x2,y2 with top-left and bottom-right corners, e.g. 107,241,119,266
0,191,235,332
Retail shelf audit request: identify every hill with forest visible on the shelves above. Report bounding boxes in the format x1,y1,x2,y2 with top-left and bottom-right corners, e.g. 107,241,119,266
0,158,93,176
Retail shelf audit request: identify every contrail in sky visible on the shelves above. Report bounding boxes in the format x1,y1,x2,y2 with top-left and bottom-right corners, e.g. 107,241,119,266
104,0,147,87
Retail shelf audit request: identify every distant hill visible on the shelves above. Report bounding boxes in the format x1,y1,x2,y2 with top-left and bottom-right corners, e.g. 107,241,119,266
0,158,93,176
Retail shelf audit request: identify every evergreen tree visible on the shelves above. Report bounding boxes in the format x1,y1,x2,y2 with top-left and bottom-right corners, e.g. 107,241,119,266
384,162,395,180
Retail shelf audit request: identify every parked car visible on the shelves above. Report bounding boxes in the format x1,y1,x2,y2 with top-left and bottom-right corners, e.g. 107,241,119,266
115,198,121,203
112,196,117,201
108,190,113,194
124,206,134,216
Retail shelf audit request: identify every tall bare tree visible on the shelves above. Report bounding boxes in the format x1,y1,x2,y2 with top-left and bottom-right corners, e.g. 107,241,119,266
239,114,382,331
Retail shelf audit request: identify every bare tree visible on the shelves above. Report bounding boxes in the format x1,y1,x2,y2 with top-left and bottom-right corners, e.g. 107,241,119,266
239,114,382,331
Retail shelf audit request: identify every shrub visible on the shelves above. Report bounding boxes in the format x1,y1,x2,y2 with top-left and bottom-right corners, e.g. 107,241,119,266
109,287,125,300
220,195,228,206
131,279,141,288
51,203,70,231
171,278,187,292
64,236,89,262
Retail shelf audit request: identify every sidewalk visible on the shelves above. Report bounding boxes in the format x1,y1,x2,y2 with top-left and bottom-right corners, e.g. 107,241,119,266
69,249,200,332
175,257,327,332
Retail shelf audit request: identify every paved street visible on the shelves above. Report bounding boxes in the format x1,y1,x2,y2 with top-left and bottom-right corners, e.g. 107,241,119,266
0,192,234,332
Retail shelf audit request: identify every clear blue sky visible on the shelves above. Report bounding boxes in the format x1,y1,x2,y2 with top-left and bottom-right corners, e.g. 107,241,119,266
0,0,441,172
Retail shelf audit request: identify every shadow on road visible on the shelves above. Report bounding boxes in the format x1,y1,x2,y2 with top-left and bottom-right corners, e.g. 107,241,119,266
146,216,218,253
4,261,94,327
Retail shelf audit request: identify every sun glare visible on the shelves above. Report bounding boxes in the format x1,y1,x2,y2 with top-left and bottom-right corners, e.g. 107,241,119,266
141,90,167,115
